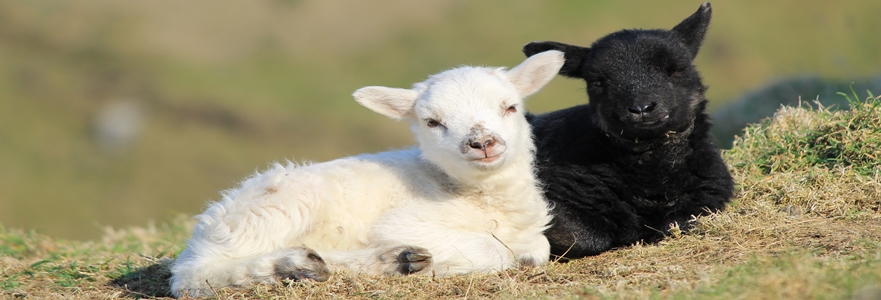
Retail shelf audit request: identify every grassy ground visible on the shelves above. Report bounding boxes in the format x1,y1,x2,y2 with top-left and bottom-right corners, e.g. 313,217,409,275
2,93,879,299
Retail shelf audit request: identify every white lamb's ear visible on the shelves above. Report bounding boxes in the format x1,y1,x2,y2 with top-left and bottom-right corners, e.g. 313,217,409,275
505,50,565,98
353,86,419,120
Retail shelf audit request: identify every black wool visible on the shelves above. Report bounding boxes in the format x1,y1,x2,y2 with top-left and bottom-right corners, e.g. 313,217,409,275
524,2,734,259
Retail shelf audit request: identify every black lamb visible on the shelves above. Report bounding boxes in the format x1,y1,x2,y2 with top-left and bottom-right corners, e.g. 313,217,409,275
523,2,735,259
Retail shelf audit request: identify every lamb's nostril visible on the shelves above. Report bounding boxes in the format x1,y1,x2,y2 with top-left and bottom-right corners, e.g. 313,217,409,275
469,138,495,150
628,102,656,114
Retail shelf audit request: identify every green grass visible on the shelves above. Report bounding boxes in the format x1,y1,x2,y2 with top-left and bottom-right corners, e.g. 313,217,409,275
0,216,190,298
687,251,881,300
728,88,881,177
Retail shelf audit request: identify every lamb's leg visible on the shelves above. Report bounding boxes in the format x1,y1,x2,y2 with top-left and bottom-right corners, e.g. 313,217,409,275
170,164,329,298
273,247,332,282
318,245,433,276
419,232,541,275
321,229,544,277
171,246,330,298
544,208,615,259
392,230,537,275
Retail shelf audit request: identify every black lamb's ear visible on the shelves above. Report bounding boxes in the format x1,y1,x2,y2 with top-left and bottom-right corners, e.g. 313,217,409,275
671,2,712,59
522,41,590,78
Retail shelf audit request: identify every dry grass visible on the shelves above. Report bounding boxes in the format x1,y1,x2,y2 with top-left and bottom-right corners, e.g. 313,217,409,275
3,94,881,299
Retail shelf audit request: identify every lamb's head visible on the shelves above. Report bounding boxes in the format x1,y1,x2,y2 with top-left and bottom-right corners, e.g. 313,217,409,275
354,50,564,181
523,3,712,143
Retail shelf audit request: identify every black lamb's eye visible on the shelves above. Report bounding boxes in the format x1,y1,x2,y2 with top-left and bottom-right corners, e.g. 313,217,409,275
668,65,686,77
426,119,441,128
588,76,606,88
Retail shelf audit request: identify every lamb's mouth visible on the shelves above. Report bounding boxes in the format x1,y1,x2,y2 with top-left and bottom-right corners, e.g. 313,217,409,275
629,115,670,129
471,153,504,164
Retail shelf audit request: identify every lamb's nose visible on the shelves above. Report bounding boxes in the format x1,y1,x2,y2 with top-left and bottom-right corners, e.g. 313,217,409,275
628,102,656,115
469,138,495,150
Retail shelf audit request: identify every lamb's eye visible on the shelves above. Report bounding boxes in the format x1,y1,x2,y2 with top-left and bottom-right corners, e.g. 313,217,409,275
505,105,517,115
668,65,686,77
589,79,605,88
426,119,441,128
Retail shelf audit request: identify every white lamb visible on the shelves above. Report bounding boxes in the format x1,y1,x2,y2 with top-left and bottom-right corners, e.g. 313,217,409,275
170,50,565,298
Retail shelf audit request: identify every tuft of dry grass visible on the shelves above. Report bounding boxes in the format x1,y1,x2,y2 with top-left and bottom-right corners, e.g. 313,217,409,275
726,90,881,217
3,93,881,299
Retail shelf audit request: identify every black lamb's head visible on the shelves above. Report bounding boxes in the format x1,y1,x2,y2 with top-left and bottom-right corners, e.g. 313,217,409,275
523,2,712,142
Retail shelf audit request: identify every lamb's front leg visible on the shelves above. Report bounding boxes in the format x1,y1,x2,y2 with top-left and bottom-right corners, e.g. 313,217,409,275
514,233,552,267
396,229,535,275
319,231,543,278
318,245,433,276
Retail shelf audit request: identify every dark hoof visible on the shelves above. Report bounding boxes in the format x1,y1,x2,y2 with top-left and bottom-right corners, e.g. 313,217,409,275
382,245,432,275
273,247,331,282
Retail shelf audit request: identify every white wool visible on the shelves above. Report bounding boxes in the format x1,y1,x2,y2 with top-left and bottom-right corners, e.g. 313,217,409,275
170,50,565,298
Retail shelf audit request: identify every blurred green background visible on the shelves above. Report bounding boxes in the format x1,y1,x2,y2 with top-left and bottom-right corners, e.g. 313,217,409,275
1,0,879,240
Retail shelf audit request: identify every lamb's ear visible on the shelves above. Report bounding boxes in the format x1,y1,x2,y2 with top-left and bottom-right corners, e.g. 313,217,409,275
522,41,590,78
671,2,712,59
353,86,418,120
506,50,565,98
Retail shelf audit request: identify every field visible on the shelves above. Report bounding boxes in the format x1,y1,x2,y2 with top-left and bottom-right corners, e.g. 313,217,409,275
1,0,881,298
1,0,880,240
2,92,880,299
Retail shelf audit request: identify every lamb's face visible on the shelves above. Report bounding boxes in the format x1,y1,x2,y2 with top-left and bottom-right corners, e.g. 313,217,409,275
582,32,705,141
411,68,528,173
353,50,564,181
522,2,712,142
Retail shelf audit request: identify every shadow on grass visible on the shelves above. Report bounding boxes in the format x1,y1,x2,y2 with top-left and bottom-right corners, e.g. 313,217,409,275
110,259,173,298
